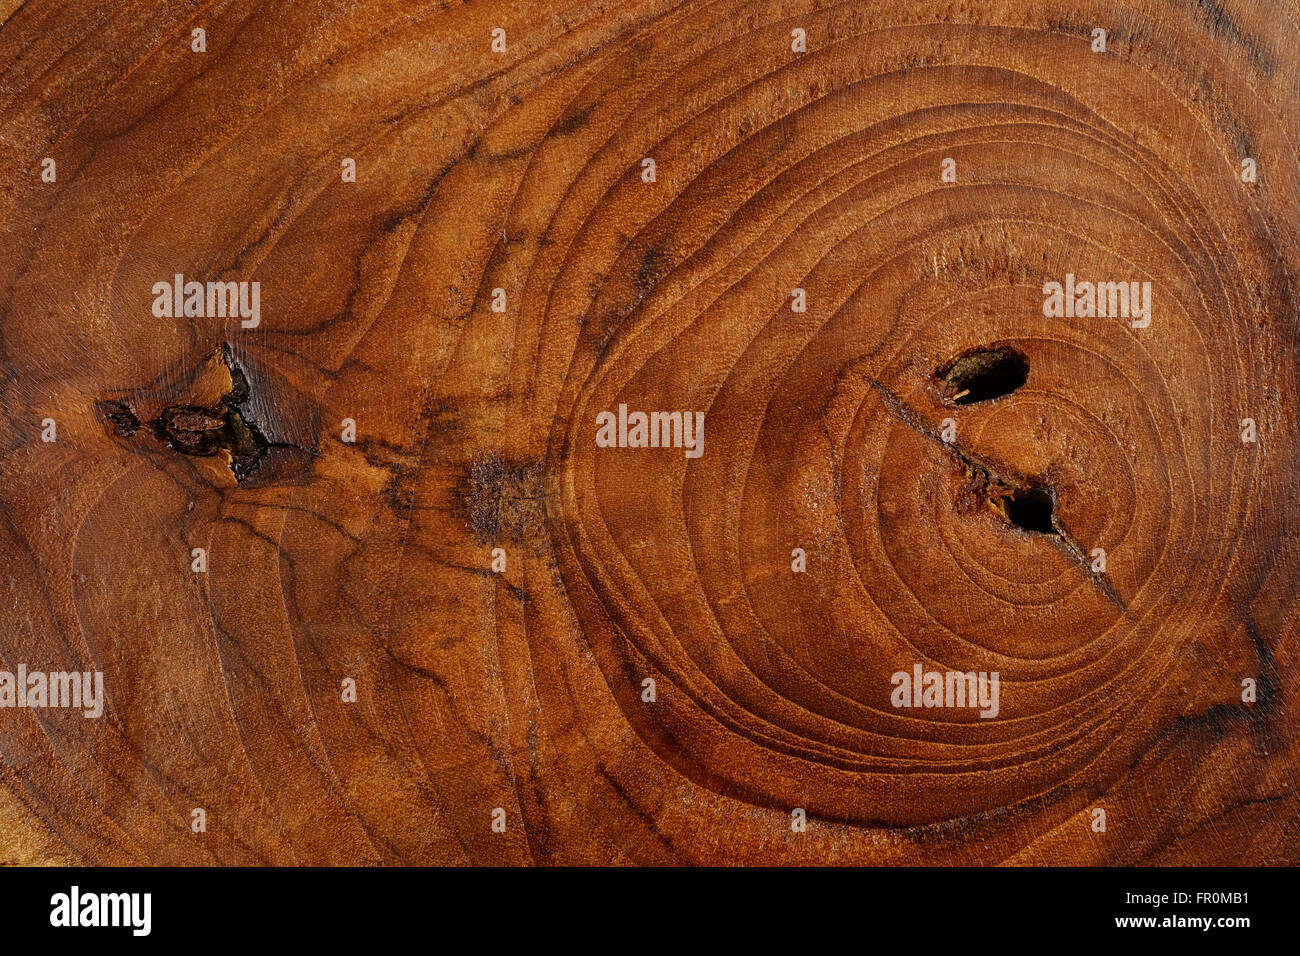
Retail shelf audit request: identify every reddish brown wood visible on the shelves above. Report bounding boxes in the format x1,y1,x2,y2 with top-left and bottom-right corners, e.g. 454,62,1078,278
1,0,1298,865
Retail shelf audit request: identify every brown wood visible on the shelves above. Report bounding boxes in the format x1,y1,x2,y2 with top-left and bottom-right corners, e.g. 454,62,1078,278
1,0,1298,865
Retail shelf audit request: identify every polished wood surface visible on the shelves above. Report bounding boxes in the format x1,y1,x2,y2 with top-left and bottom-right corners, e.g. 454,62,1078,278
1,0,1297,864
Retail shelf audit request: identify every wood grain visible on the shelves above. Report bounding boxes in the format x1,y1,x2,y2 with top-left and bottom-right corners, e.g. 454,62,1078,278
1,0,1298,865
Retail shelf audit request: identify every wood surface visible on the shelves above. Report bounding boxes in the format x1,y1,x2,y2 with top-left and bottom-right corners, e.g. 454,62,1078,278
1,0,1298,865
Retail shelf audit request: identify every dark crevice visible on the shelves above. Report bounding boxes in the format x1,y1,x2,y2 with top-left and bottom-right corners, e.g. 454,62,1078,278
97,343,274,482
997,485,1057,536
938,346,1029,405
97,400,139,437
151,402,267,480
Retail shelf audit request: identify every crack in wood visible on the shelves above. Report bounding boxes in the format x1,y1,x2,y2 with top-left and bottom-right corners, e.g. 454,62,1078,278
867,377,1126,612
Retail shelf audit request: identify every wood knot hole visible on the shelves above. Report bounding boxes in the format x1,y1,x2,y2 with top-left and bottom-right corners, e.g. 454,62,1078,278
939,346,1029,405
996,484,1056,535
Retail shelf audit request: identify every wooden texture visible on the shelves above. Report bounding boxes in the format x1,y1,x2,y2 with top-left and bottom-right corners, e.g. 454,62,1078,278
1,0,1298,865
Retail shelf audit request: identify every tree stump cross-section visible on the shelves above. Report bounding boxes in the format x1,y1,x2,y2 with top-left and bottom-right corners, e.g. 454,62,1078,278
0,0,1297,865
